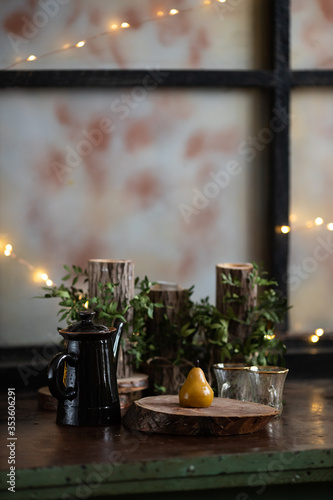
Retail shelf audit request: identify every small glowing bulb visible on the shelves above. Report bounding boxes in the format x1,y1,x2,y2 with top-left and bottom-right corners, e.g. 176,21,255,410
310,334,319,343
41,273,48,281
315,217,324,226
204,0,212,5
84,301,89,309
27,55,37,61
264,333,275,340
4,244,12,256
280,225,290,234
169,9,179,15
33,270,43,282
121,22,130,28
157,11,164,17
217,0,227,3
110,23,118,30
76,41,85,48
62,43,71,49
315,328,324,337
327,223,333,231
46,279,53,287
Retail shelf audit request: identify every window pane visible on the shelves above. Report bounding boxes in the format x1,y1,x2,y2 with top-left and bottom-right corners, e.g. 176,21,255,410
0,88,269,345
291,0,333,69
290,89,333,334
0,0,269,70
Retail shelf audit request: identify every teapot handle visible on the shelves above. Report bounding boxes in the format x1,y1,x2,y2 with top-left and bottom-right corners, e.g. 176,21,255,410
47,352,78,401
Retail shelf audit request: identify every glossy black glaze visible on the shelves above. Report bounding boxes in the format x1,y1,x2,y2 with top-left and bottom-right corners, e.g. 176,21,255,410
47,312,123,426
63,310,109,333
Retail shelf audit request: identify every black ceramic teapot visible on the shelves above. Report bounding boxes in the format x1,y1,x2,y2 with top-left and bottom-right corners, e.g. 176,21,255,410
47,311,124,426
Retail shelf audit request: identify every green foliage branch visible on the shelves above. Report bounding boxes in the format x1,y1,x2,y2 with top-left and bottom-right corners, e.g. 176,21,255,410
218,262,289,366
36,262,289,373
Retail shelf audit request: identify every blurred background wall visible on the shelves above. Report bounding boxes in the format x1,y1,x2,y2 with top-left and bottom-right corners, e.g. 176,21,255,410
0,0,332,345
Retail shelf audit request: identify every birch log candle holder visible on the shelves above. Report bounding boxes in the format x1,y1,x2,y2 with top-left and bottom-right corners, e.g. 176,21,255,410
88,259,135,379
216,263,258,342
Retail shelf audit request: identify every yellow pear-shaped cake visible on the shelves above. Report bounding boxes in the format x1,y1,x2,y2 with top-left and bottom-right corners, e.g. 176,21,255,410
179,360,214,408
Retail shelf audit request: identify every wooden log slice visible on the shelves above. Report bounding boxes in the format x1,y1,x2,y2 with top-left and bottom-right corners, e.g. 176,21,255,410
38,375,148,413
123,395,278,436
117,373,149,394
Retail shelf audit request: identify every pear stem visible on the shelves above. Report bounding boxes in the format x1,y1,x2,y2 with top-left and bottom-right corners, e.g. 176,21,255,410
195,360,200,368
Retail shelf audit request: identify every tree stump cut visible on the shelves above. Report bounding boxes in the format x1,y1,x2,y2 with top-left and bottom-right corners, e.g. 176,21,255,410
146,282,191,394
88,259,134,378
148,282,189,326
216,263,257,342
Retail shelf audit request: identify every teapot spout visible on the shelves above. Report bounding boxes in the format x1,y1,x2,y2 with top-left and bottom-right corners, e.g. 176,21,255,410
112,321,124,366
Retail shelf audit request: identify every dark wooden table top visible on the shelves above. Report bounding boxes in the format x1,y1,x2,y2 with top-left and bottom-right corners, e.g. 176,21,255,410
1,379,333,499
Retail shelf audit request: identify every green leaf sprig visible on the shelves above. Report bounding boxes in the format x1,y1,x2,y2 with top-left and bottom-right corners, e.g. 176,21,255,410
36,265,89,325
35,265,128,328
219,262,290,366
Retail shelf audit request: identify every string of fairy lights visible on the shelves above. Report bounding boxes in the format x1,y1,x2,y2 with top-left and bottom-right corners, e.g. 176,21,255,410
1,216,332,342
0,0,229,285
277,215,333,342
277,216,333,235
3,0,227,70
1,241,54,286
1,0,332,342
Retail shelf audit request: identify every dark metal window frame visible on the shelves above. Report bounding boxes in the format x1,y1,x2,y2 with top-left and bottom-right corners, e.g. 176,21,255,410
2,0,333,387
1,0,333,330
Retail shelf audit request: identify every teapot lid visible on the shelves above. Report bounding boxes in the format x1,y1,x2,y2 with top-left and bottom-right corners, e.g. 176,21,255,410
62,311,110,333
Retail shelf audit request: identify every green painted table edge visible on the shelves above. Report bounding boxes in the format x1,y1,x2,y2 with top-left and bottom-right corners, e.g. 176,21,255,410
1,448,333,499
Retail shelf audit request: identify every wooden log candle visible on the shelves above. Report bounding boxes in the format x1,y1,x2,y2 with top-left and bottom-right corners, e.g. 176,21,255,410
216,263,257,342
88,259,134,378
146,282,191,394
148,282,188,327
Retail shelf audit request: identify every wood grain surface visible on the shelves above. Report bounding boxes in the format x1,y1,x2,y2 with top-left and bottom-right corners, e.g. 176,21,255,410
1,381,333,473
117,373,149,393
87,259,135,378
123,395,278,436
216,263,257,342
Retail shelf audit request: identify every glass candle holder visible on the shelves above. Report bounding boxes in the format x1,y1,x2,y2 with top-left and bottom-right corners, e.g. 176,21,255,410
213,363,252,401
247,366,289,415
